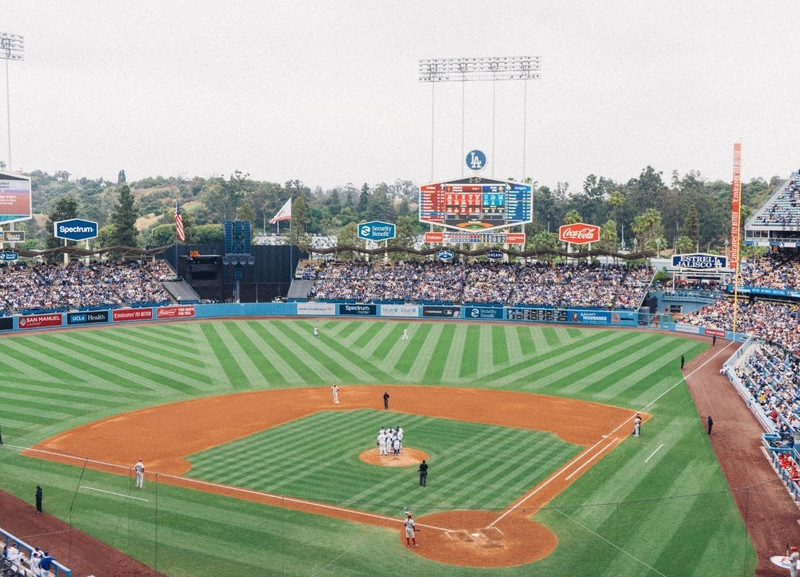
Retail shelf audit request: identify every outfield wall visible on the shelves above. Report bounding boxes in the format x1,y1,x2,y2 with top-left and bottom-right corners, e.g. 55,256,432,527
0,301,748,342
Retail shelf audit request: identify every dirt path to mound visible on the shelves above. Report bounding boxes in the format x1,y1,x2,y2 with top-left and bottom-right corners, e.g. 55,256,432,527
684,344,800,576
28,385,636,568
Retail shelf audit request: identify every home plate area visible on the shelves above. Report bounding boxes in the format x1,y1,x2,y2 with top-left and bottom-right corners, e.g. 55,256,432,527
446,526,506,547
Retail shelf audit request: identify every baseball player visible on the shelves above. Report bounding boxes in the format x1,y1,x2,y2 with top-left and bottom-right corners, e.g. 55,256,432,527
377,429,387,455
790,546,799,577
402,328,409,340
404,512,418,547
331,384,340,404
135,458,145,488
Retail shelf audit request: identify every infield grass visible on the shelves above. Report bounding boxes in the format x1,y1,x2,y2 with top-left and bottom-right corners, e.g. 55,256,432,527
0,319,756,576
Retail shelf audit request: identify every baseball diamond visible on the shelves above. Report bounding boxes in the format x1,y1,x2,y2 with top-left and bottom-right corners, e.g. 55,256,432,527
0,319,784,576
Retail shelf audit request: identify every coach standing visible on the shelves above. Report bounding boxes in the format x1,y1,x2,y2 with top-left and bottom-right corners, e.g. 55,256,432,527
35,485,42,513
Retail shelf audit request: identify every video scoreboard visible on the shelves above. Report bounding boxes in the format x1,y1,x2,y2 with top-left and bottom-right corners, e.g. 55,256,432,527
419,177,532,231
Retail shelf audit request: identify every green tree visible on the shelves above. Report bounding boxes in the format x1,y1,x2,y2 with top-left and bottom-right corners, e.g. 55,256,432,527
45,195,80,253
683,205,700,251
676,236,695,253
289,195,310,246
600,220,618,252
357,183,370,216
109,184,139,247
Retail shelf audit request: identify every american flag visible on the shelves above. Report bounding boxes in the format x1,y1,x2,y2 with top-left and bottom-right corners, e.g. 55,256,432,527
174,201,186,242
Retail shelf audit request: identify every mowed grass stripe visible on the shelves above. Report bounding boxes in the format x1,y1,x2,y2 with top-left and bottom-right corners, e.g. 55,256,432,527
0,338,90,384
198,322,251,390
65,331,213,394
478,329,629,389
551,333,671,396
96,328,211,373
17,336,158,393
492,325,509,366
280,322,368,384
420,324,456,383
278,320,396,385
457,325,479,379
392,322,434,377
514,332,653,394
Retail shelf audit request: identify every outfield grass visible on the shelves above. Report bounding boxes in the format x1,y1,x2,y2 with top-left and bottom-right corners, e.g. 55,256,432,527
0,319,755,576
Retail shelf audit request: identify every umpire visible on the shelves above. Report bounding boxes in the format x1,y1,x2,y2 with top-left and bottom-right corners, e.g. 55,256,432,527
418,460,428,486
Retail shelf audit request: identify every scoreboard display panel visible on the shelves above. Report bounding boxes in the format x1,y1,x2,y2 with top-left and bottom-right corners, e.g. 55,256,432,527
419,176,532,231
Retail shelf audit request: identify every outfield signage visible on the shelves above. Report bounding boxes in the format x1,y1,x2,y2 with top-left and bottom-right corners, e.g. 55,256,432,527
54,219,99,241
672,253,727,270
379,304,420,317
0,251,18,262
559,223,600,245
1,230,25,243
487,249,504,260
0,172,32,225
296,302,336,316
422,306,461,318
156,305,196,319
705,327,726,338
725,285,800,299
19,313,63,330
674,323,702,335
424,231,526,245
113,308,153,322
436,249,454,261
464,306,504,320
358,221,396,241
338,303,377,316
0,317,13,331
67,310,110,325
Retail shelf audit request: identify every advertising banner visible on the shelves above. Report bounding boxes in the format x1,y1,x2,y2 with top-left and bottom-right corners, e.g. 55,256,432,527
464,306,504,320
19,313,63,330
422,306,460,318
379,304,420,317
67,310,110,325
296,302,337,316
338,303,377,316
674,323,702,335
730,142,742,271
113,308,154,322
156,305,196,319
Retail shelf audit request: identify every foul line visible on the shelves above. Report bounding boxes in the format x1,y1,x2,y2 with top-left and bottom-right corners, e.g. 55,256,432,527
645,444,664,463
489,435,619,527
17,445,456,533
81,486,149,502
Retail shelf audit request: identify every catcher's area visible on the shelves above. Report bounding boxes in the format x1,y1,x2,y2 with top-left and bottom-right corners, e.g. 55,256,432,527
30,385,636,568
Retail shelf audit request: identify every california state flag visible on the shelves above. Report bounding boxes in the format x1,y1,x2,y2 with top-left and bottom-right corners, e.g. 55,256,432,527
269,198,292,224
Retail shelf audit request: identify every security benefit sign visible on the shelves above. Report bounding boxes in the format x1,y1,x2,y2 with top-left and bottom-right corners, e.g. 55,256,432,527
358,221,396,242
672,253,728,270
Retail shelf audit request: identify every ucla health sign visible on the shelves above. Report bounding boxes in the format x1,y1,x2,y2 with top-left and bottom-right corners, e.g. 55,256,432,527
358,221,396,241
672,253,727,270
54,219,99,241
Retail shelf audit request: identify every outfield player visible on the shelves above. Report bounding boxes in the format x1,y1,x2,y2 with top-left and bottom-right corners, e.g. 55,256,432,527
402,328,409,340
331,384,340,404
404,513,418,546
135,458,145,488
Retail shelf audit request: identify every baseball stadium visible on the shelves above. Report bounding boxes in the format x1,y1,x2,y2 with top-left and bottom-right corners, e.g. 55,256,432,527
3,11,800,576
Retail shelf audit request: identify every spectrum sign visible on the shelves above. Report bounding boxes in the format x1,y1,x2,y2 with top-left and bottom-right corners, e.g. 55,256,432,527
54,219,99,241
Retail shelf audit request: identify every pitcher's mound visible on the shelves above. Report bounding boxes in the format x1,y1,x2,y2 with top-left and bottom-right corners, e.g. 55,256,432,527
359,447,428,467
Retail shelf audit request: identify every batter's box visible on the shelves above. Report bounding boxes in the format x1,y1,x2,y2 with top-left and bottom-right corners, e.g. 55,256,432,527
445,529,473,542
478,526,506,541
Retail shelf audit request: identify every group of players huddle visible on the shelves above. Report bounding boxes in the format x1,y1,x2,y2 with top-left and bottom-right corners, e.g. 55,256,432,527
377,426,403,456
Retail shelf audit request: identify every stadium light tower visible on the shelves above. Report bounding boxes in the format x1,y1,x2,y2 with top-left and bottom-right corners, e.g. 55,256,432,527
0,32,24,172
419,56,541,179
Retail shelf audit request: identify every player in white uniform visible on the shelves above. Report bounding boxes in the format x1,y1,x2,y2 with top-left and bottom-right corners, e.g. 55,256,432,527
377,430,387,455
331,384,340,404
404,513,418,546
135,458,145,488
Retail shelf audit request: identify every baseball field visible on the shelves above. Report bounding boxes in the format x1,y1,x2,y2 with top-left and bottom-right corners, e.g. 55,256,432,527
0,318,755,576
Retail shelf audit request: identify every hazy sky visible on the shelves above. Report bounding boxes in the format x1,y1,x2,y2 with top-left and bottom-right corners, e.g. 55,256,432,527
2,1,800,191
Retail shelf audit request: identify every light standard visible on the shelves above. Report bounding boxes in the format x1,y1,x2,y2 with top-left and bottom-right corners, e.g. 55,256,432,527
0,32,24,171
418,56,541,180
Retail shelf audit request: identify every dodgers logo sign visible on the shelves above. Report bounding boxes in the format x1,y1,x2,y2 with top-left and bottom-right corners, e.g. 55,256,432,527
54,218,99,241
466,150,486,171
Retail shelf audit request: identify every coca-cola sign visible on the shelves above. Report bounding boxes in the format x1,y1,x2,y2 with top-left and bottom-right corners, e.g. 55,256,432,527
559,223,600,244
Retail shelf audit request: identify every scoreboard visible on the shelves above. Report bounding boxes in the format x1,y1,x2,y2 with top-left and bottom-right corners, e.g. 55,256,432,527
419,176,532,231
507,308,569,322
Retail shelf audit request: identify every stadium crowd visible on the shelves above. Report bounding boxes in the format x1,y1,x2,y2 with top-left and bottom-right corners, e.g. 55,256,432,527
0,260,174,316
748,171,800,228
301,260,653,309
